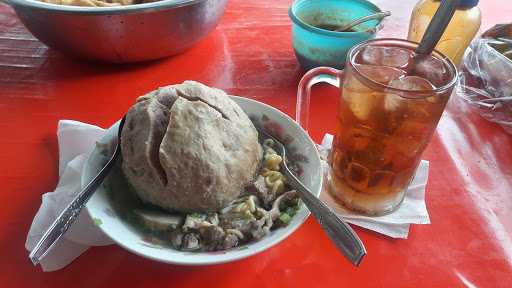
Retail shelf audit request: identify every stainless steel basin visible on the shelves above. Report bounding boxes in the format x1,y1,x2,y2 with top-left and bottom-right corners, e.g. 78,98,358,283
5,0,227,62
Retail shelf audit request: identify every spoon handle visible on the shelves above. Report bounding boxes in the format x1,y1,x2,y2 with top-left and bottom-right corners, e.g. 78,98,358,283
29,118,125,266
335,11,391,32
29,144,120,265
415,0,459,55
282,166,367,266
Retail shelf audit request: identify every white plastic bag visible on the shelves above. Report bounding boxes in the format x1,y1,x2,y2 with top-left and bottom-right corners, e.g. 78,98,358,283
457,24,512,134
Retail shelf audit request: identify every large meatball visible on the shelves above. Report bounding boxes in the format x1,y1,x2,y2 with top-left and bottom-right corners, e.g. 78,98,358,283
121,81,262,212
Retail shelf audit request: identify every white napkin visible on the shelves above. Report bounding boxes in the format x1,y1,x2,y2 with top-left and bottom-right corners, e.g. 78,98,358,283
25,122,430,272
318,134,430,239
25,120,114,272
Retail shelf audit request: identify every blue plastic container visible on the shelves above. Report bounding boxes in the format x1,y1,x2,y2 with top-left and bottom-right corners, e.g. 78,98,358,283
289,0,383,70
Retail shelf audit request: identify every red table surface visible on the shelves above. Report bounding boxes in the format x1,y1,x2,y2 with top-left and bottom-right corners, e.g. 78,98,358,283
1,0,511,287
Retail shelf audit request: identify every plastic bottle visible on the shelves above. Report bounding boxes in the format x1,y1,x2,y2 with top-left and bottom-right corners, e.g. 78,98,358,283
408,0,481,66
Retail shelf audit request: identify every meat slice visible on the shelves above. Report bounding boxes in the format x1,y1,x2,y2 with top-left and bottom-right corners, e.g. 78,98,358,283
247,175,275,208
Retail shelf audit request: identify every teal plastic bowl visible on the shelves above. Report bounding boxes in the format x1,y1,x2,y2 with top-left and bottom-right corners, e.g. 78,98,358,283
289,0,383,70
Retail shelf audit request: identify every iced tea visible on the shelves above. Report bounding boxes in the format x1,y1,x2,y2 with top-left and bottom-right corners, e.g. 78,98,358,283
328,39,457,215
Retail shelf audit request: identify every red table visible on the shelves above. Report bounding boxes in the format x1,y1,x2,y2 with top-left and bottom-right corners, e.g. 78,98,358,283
1,0,511,287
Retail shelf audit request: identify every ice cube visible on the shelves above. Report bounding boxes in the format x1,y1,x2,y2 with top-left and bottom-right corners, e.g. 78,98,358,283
412,56,447,87
388,76,435,91
332,150,349,174
355,64,407,86
367,170,396,194
384,76,433,112
344,65,406,120
343,66,372,92
342,68,376,121
359,46,413,68
425,95,441,103
390,121,430,166
384,93,404,111
345,161,370,192
343,125,374,151
395,120,430,140
347,92,374,121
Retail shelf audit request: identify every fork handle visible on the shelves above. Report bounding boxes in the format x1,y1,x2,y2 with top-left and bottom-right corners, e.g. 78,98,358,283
283,169,366,266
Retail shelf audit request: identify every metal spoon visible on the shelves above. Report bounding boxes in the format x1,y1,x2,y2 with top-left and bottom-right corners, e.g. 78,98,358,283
335,11,391,32
257,128,366,266
29,116,126,266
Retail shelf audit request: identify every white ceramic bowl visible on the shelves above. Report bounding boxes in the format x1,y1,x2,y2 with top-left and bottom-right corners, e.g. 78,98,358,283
82,96,322,265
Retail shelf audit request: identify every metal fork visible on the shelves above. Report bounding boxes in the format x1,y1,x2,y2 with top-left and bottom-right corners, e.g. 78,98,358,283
257,127,366,266
29,116,126,266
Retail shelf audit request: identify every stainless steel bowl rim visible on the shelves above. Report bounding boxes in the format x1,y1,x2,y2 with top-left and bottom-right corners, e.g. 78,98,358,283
6,0,205,14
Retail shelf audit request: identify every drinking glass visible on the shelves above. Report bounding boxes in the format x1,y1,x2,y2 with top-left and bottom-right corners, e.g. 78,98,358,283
297,38,457,215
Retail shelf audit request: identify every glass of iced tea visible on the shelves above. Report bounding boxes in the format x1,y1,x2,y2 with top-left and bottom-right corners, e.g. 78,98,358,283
296,38,457,215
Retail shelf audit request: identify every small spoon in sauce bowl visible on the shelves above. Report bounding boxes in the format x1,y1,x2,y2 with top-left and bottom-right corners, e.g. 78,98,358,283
334,11,391,32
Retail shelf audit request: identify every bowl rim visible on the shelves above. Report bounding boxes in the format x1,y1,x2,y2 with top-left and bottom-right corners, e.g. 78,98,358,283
6,0,206,14
82,95,323,265
288,0,383,37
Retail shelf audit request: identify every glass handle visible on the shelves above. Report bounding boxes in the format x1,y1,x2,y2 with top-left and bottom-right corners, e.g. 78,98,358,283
296,67,343,131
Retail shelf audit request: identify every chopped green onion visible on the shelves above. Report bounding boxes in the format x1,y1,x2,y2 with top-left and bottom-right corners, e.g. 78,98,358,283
279,213,291,224
285,207,297,217
189,213,203,219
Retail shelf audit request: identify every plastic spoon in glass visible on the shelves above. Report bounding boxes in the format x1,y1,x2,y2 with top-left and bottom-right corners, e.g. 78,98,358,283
410,0,459,72
335,11,391,32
